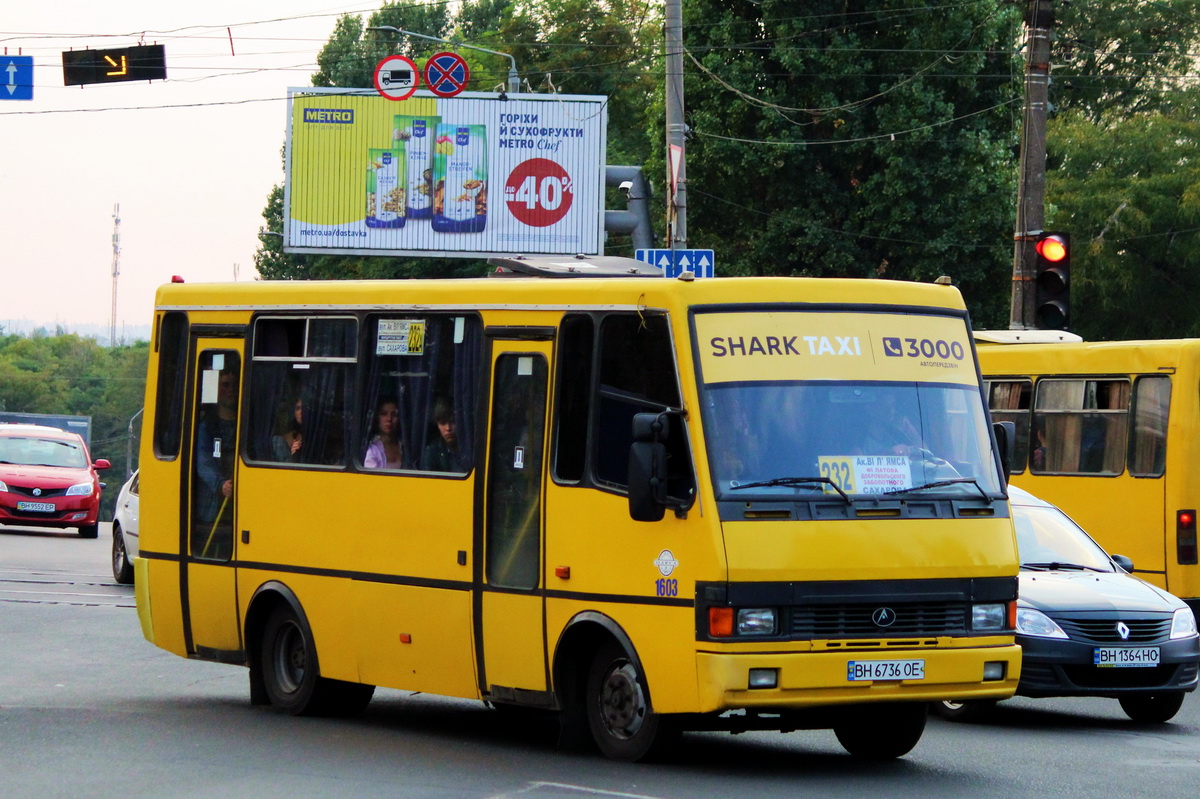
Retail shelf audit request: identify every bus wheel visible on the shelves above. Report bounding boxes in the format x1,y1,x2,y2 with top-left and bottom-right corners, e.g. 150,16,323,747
1119,693,1185,723
261,604,340,715
834,703,926,759
585,641,677,761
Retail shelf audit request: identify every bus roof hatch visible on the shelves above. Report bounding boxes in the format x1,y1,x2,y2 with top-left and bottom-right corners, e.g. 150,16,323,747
487,254,664,278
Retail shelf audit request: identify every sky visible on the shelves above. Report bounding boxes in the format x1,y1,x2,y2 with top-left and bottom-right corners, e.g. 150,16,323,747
1,3,383,341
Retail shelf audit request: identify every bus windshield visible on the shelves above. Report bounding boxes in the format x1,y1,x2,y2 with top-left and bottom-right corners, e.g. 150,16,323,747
704,381,1003,499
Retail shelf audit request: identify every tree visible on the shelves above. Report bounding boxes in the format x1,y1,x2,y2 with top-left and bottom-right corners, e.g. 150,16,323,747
673,0,1022,327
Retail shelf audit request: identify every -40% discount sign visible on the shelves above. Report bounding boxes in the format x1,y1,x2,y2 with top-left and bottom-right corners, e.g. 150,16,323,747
504,158,574,227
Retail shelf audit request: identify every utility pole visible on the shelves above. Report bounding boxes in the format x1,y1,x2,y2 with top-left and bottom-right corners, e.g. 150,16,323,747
110,203,121,347
1010,0,1054,328
665,0,687,249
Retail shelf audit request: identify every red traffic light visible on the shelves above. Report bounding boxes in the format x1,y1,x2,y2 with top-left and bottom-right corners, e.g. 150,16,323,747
1035,234,1068,263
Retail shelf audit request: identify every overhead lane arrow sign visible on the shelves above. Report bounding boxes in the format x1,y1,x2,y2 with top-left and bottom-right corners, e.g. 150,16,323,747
104,55,127,77
2,57,33,100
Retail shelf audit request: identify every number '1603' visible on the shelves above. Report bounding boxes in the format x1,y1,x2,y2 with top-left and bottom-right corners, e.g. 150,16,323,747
656,578,678,597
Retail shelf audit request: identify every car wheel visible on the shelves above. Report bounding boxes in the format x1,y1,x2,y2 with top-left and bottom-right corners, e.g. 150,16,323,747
78,523,99,539
259,604,374,717
112,523,133,584
834,703,927,759
1119,693,1186,723
585,641,678,761
931,698,996,722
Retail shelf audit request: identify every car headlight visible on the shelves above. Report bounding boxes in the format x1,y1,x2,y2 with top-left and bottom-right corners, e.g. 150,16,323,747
65,482,94,497
0,479,7,492
972,603,1007,631
737,608,778,636
1171,607,1198,639
1016,607,1068,639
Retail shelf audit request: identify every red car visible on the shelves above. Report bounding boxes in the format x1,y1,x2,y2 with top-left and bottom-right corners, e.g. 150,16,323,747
0,424,111,538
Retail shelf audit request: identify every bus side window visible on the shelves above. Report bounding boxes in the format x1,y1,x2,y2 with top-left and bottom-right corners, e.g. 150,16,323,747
1130,375,1170,477
153,311,189,460
986,380,1031,473
1034,379,1129,475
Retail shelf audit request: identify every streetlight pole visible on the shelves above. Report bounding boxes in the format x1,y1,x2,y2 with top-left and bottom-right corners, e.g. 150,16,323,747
366,26,520,96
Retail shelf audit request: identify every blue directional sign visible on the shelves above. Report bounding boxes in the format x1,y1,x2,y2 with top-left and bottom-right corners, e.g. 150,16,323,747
635,248,716,278
2,56,34,101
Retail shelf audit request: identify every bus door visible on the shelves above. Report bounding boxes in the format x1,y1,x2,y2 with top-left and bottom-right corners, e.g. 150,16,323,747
183,342,244,659
478,340,552,700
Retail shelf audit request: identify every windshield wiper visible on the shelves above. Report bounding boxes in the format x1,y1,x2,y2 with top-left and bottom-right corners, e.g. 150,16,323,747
1021,561,1108,573
730,476,850,503
881,477,990,501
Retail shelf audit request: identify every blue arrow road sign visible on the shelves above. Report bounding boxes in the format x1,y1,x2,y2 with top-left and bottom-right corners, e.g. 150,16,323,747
635,248,716,278
2,56,33,101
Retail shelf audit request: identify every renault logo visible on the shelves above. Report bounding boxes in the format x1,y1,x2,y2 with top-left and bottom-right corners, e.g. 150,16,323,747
32,488,41,497
871,607,897,627
1116,621,1131,640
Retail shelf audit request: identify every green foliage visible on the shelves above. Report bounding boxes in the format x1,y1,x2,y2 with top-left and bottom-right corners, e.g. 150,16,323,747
1046,106,1200,339
0,333,149,517
673,0,1022,327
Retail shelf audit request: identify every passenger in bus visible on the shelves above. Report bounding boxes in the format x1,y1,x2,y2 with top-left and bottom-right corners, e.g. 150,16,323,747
858,393,922,457
1032,425,1048,471
364,397,402,469
420,397,460,472
271,397,304,462
194,366,238,558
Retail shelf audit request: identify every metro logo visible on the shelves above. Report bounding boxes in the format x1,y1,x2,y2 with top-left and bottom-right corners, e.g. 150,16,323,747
303,109,355,124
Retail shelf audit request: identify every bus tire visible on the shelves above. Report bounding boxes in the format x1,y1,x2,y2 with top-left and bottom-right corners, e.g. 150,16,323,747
259,604,375,717
585,641,677,762
1119,692,1185,723
834,702,926,759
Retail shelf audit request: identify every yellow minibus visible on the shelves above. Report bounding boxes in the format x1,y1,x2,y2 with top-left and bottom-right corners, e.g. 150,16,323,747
978,331,1200,612
135,256,1021,760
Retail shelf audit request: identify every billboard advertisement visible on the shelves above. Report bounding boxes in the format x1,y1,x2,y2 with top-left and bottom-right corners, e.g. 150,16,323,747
284,88,608,258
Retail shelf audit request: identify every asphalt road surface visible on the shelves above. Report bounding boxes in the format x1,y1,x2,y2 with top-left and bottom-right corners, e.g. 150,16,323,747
2,523,1198,799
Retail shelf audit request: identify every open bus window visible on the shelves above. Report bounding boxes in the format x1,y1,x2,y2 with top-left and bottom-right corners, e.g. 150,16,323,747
360,314,480,474
1033,379,1129,475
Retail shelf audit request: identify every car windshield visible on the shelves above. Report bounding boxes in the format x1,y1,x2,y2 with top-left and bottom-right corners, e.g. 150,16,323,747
1012,502,1115,572
704,381,1004,500
0,436,88,469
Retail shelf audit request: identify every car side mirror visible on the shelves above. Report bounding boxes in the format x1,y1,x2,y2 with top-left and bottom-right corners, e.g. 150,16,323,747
94,458,112,470
1111,553,1134,573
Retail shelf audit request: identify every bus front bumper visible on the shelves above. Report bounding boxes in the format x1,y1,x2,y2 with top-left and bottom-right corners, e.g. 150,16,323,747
694,643,1022,713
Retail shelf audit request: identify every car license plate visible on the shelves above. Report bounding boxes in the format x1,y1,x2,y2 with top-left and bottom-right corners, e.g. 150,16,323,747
1094,647,1160,668
847,659,925,681
16,501,55,513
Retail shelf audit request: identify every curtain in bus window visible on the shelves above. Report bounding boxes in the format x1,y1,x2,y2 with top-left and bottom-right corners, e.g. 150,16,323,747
1130,375,1170,477
1033,379,1129,475
987,380,1032,472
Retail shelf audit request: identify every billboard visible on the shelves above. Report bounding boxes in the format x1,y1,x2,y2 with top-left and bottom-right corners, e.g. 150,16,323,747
284,88,608,258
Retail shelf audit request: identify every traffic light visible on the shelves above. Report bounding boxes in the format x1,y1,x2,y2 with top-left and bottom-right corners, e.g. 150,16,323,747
1034,232,1070,330
62,45,167,86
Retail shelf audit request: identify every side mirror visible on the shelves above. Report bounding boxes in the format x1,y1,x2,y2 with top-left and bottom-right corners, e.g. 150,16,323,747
94,458,112,470
628,412,670,522
1111,553,1135,573
992,421,1015,483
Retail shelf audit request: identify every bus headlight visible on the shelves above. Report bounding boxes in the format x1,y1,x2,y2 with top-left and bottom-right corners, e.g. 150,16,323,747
1171,607,1198,639
972,603,1007,631
737,608,778,636
65,482,94,497
1016,607,1068,639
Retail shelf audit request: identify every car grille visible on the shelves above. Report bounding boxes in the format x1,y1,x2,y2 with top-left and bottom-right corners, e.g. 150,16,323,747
793,601,968,638
1056,618,1171,644
1063,664,1180,689
8,485,68,498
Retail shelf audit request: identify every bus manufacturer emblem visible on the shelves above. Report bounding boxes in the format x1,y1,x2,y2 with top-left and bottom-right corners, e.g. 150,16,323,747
654,550,679,577
871,607,897,627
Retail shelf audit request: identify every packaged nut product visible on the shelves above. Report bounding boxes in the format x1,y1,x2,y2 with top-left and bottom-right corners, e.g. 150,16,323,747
393,115,440,220
432,124,487,233
366,148,406,229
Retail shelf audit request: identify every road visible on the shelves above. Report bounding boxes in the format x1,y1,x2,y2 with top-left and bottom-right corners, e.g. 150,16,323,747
2,524,1199,799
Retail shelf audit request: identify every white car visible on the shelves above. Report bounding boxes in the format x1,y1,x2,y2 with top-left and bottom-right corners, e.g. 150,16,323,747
111,470,139,584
